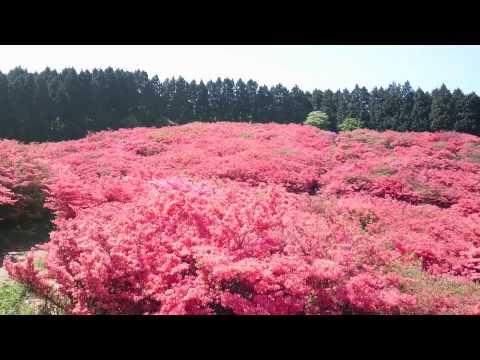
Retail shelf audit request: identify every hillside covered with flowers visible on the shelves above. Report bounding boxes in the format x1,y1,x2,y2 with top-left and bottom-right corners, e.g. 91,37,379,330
2,122,480,314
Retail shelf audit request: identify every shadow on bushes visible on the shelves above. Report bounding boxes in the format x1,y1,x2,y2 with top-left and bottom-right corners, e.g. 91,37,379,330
0,210,54,266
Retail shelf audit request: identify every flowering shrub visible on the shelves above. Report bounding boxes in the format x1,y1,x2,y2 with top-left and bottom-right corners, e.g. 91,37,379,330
323,129,480,212
0,140,48,222
338,117,363,132
3,123,480,314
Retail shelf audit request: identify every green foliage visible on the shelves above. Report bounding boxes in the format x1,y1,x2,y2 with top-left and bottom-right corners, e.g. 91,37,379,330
372,166,398,176
0,280,65,315
339,117,363,132
1,67,480,142
304,111,330,130
466,152,480,163
410,88,432,132
455,93,480,135
0,281,34,315
430,84,455,131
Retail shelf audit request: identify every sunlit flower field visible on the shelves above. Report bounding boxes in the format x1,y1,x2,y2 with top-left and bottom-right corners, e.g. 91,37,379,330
2,122,480,314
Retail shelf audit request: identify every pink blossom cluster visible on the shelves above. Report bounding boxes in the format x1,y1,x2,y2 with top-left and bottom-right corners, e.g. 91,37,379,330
3,123,480,314
0,140,47,221
3,181,421,314
32,123,335,194
323,129,480,213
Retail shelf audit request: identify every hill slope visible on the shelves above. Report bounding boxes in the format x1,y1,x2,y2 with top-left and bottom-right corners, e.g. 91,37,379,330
2,122,480,314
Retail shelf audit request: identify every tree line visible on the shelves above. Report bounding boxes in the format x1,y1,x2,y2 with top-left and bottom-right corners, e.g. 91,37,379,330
0,67,479,142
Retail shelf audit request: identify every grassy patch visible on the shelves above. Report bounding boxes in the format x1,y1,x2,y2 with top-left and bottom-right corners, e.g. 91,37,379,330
64,145,78,153
371,166,398,177
350,208,379,233
466,152,480,163
352,134,378,144
34,258,47,272
238,132,251,139
0,281,35,315
0,280,65,315
407,178,442,199
342,175,373,193
277,147,297,156
432,141,447,150
387,261,480,313
150,130,173,142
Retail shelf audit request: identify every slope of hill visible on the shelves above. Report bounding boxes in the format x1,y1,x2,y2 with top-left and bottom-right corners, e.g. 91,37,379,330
2,122,480,314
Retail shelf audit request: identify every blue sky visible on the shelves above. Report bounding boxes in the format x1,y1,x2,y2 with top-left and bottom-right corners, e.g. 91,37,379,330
1,45,479,93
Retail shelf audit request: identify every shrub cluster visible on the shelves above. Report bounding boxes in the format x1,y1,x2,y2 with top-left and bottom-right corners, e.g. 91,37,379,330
4,123,480,314
0,140,48,223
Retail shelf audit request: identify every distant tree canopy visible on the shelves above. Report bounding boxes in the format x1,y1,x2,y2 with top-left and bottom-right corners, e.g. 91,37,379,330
304,111,330,130
0,67,479,142
338,117,363,132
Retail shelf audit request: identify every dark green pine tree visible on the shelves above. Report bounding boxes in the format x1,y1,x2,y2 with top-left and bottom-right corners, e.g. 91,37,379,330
110,68,126,128
256,85,274,123
350,85,370,127
451,88,466,132
161,77,175,123
349,85,362,119
114,69,139,128
32,73,52,141
170,76,189,124
206,78,223,121
430,84,455,131
163,76,175,122
289,85,313,124
221,78,235,121
319,89,337,131
89,69,110,132
184,80,195,123
455,92,480,135
163,77,176,122
149,75,167,126
383,82,402,130
358,86,371,127
246,80,258,122
143,74,162,126
61,68,87,139
410,88,432,132
194,80,210,122
397,81,415,131
335,90,347,127
304,91,313,113
234,79,249,121
7,67,36,141
368,87,387,131
49,72,70,140
311,89,323,111
77,70,93,135
41,68,60,139
0,71,10,139
271,84,291,124
131,70,151,127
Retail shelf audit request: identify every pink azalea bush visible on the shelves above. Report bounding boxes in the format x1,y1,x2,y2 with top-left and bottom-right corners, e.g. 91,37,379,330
0,140,48,222
3,122,480,314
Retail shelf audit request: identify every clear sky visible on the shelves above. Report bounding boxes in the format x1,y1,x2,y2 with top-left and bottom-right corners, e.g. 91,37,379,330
1,45,479,93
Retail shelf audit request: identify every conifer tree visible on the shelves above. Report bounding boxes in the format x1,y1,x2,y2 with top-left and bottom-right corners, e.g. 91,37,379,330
430,84,455,131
